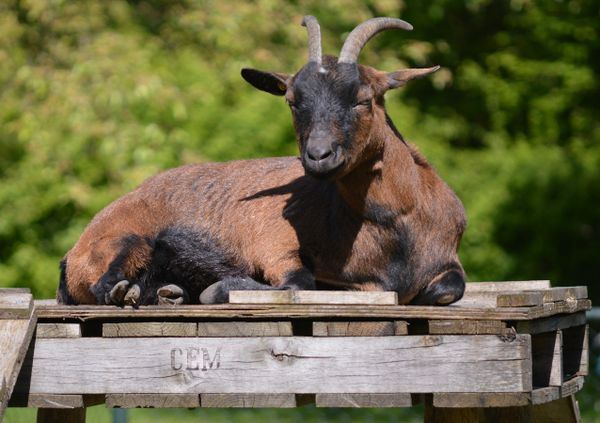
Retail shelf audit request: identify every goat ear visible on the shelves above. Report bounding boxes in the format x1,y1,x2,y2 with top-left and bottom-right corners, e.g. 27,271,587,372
241,68,290,96
386,66,440,89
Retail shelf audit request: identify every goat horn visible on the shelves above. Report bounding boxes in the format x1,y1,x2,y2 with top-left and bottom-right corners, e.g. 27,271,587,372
302,15,322,66
338,17,413,64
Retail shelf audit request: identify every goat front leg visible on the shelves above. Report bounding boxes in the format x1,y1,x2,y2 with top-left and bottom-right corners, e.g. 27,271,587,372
199,259,315,304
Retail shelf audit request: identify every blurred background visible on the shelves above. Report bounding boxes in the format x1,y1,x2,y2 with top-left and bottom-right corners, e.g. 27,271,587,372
0,0,598,421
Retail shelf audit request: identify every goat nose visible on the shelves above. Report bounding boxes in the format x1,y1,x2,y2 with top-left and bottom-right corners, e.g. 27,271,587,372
307,145,333,162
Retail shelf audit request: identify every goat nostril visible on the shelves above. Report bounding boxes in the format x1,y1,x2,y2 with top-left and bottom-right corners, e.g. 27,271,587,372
307,147,333,162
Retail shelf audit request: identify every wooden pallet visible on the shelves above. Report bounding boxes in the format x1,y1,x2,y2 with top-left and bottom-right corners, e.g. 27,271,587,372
3,281,591,423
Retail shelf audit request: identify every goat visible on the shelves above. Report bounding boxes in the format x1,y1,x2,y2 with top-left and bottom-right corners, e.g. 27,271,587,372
57,16,466,307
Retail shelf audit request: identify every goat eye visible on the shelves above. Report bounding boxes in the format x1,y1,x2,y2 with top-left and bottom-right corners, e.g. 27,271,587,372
354,99,371,108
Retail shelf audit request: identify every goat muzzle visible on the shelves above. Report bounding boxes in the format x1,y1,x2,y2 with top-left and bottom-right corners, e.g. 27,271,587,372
303,140,344,178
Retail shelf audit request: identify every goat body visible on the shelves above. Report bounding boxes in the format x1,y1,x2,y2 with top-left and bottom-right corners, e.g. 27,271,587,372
59,17,466,306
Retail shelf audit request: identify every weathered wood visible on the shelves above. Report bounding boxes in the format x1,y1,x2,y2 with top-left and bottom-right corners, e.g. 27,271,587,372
531,396,580,423
515,312,586,334
36,324,81,339
9,394,103,408
229,290,398,305
31,299,592,321
465,281,551,292
532,331,563,387
433,392,530,408
103,322,197,337
0,291,33,319
560,376,584,397
429,320,507,335
562,325,588,378
531,387,560,405
15,335,532,394
0,293,36,420
532,287,588,303
106,394,200,408
201,394,296,408
37,408,85,423
497,292,544,307
316,393,415,407
312,321,408,336
197,321,292,337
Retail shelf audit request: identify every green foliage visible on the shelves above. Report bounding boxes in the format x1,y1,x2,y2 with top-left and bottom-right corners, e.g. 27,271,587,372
0,0,598,419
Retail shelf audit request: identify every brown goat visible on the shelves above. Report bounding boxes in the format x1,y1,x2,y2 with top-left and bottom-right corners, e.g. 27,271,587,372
58,17,466,307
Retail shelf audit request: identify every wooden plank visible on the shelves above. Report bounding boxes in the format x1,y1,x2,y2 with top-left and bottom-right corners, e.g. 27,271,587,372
32,298,592,321
497,292,544,307
229,290,398,305
0,291,33,319
0,295,36,420
531,387,560,405
562,325,588,378
516,312,586,334
312,321,407,336
466,281,551,292
201,394,296,408
9,394,103,408
532,331,563,387
103,322,197,337
316,393,415,407
532,287,588,303
531,396,580,423
197,322,292,337
560,376,584,397
429,320,507,335
36,324,81,339
106,394,200,408
37,408,86,423
433,392,530,408
15,335,532,394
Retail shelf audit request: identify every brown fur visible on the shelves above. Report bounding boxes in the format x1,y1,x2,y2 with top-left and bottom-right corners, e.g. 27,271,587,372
61,59,466,305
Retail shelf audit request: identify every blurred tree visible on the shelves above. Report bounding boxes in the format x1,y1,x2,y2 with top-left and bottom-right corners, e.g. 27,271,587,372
0,0,597,301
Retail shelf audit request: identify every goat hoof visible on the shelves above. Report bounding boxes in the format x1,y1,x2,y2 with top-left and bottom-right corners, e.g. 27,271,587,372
107,280,130,305
124,284,141,307
157,284,188,305
199,281,226,304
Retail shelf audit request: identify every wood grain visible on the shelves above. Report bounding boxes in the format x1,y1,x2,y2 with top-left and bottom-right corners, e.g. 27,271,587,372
103,322,197,337
0,292,36,420
201,394,296,408
465,281,551,292
316,393,415,407
15,335,532,394
312,321,407,337
197,322,292,337
31,299,592,321
428,320,507,335
36,324,81,339
229,290,398,305
9,394,103,408
0,291,33,319
106,394,200,408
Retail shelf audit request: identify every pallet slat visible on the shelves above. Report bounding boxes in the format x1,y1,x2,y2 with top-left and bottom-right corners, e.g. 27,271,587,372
312,321,407,337
0,290,36,420
229,290,398,305
106,394,199,408
16,335,532,394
